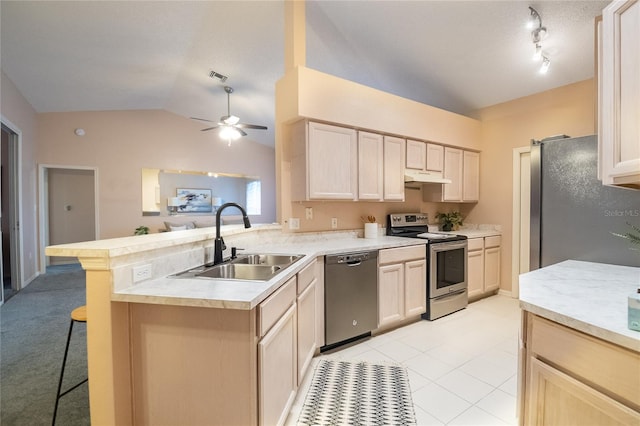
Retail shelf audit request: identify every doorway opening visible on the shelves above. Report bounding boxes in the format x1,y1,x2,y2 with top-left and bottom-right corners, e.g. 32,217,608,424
1,120,23,304
39,166,98,270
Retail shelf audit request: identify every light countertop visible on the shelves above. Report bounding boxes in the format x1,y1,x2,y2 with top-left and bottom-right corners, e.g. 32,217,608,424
110,233,427,310
519,260,640,352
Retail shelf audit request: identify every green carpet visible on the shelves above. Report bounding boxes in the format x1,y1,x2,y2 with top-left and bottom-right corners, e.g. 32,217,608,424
1,265,90,425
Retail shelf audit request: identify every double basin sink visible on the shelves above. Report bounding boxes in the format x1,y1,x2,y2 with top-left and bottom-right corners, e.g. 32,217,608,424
173,254,304,281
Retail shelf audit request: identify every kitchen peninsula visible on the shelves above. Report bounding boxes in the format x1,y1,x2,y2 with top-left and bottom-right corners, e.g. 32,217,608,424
46,225,427,426
518,261,640,425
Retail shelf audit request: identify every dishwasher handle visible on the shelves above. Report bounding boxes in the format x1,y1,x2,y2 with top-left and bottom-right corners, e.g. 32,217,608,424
346,261,362,267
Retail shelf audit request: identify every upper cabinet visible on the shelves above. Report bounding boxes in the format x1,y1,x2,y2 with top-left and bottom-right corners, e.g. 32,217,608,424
599,0,640,189
406,140,444,172
383,136,405,201
290,120,406,202
423,147,479,203
291,121,358,201
358,131,384,201
426,143,444,172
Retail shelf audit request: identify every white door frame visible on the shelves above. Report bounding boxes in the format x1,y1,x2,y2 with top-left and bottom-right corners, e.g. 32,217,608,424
38,164,100,271
1,115,24,300
511,146,531,298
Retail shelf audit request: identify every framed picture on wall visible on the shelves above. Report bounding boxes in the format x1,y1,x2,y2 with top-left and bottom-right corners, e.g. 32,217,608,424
176,188,213,213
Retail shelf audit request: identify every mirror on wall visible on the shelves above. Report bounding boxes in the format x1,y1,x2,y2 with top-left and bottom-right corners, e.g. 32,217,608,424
142,168,261,217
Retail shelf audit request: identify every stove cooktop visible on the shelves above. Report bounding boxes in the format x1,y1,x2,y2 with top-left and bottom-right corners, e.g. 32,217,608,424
386,213,467,243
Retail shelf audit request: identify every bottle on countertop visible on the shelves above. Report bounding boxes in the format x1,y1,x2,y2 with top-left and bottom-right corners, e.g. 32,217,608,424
629,289,640,332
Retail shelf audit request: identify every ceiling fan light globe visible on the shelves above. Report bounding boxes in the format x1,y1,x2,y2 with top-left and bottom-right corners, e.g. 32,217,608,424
219,126,242,141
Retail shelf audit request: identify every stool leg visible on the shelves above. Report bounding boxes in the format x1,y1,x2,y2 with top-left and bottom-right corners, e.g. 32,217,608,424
52,318,75,426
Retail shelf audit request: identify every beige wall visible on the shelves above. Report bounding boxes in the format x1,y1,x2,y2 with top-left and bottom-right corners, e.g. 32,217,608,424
469,79,597,292
1,70,39,284
37,110,276,239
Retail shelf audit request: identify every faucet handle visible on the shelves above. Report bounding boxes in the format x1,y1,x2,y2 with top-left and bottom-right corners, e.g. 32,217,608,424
220,237,226,251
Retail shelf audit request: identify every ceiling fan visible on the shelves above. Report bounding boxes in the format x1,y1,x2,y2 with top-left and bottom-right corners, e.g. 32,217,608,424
191,86,267,144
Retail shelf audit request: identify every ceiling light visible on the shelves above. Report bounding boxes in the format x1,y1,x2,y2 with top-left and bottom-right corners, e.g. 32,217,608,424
539,56,551,74
533,44,542,61
219,126,242,146
527,6,541,30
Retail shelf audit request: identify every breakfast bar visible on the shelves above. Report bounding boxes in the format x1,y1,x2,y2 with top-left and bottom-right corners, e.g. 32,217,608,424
518,260,640,425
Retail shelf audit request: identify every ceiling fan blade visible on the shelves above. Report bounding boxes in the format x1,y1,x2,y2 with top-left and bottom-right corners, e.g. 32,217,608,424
236,123,268,130
200,126,220,132
191,116,216,123
238,128,247,137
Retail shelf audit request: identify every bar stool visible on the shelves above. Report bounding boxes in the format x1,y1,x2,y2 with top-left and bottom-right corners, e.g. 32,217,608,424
52,305,88,426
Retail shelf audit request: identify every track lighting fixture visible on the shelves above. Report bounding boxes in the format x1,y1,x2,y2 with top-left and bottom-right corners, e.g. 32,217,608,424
539,56,551,74
527,6,550,74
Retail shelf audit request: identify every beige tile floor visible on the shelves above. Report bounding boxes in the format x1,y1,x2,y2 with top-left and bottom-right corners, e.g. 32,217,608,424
287,294,520,425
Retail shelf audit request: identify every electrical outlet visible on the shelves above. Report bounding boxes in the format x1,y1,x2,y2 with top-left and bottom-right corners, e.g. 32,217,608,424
331,218,338,229
305,207,313,220
289,218,300,230
132,264,152,283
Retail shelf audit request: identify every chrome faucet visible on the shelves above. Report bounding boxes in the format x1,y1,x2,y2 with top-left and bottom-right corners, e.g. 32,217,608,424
213,202,251,265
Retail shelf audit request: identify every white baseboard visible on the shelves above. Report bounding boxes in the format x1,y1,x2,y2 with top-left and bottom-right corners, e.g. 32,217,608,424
498,289,515,298
21,272,40,289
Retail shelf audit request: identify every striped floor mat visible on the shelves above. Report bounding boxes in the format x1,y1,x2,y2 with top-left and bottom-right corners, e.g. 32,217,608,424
297,359,416,426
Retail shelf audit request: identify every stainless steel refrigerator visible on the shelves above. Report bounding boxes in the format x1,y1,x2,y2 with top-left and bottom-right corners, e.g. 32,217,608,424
530,135,640,269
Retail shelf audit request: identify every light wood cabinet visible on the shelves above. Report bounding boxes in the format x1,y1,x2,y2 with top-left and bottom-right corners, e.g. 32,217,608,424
406,139,426,170
358,131,384,200
462,150,479,202
258,276,297,426
378,245,426,328
290,121,358,201
519,313,640,426
383,136,405,201
426,143,444,172
423,147,480,203
296,259,318,384
467,235,500,300
600,0,640,189
467,238,485,299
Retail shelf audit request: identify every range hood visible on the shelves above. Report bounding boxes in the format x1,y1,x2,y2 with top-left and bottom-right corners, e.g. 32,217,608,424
404,169,452,185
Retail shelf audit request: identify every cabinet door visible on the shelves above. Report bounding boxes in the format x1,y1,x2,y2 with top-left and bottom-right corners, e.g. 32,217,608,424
404,259,426,317
358,131,384,200
484,246,501,293
258,304,297,426
601,0,640,188
467,247,485,299
307,122,358,200
383,136,405,201
443,147,463,201
426,143,444,172
462,151,480,202
297,279,316,385
526,357,640,426
406,140,426,170
378,263,404,327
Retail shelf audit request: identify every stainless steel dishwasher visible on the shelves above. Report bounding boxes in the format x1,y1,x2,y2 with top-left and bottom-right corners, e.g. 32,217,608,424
323,250,378,350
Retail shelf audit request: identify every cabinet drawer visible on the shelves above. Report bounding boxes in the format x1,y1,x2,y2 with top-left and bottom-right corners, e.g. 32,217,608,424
297,259,317,295
379,245,426,264
258,276,296,338
467,238,484,251
485,235,501,248
529,314,640,408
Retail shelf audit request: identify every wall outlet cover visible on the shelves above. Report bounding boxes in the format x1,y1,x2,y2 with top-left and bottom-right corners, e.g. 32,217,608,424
331,218,338,229
132,264,152,283
289,218,300,230
305,207,313,220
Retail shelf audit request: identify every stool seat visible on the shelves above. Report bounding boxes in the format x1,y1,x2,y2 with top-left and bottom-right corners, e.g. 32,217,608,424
71,305,87,322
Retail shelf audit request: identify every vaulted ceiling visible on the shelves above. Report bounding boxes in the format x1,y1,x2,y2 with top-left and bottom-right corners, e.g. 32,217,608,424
1,1,610,147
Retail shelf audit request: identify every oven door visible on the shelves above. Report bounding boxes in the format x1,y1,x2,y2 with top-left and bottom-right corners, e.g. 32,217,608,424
429,240,468,298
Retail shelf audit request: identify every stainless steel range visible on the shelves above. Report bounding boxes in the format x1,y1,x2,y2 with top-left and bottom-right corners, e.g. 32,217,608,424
387,213,468,320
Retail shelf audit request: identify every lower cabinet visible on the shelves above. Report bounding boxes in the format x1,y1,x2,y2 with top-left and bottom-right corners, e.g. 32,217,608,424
467,235,501,300
519,312,640,425
258,277,297,426
296,258,318,384
378,245,426,328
